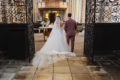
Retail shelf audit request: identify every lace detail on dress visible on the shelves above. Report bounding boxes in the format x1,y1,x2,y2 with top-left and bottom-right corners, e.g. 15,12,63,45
32,51,75,68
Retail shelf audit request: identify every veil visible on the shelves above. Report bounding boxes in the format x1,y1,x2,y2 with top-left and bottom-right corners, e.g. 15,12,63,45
48,17,61,37
53,16,60,29
32,17,76,68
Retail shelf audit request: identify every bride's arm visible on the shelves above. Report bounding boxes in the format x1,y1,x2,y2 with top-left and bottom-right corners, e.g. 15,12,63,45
60,21,64,28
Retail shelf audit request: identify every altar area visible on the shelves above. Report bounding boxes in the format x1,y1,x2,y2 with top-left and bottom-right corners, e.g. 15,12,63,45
39,27,53,41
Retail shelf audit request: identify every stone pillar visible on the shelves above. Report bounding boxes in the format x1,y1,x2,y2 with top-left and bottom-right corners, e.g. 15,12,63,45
1,0,7,23
26,0,35,61
82,0,86,23
84,0,96,62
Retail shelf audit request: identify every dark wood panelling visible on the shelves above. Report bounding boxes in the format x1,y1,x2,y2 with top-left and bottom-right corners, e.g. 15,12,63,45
93,23,120,56
0,24,29,59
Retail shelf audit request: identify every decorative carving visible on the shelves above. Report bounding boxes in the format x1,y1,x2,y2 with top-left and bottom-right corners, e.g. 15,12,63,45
0,0,35,61
95,0,120,23
0,0,26,23
84,0,96,62
85,0,120,62
26,0,35,61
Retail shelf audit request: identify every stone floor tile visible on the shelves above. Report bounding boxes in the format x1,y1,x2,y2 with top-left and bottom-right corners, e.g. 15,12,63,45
72,74,92,80
34,74,52,80
37,67,53,73
13,72,34,80
87,66,101,73
69,61,84,67
0,73,15,80
0,65,6,71
54,67,70,73
7,63,23,68
46,64,53,68
12,79,32,80
3,68,18,73
20,66,37,72
0,60,9,65
54,73,72,80
11,60,26,65
54,60,68,67
0,64,7,68
68,57,81,61
0,71,2,75
69,61,89,73
81,61,90,66
80,57,88,62
91,74,112,80
70,66,89,74
93,68,107,75
25,63,33,66
80,57,90,65
91,68,112,80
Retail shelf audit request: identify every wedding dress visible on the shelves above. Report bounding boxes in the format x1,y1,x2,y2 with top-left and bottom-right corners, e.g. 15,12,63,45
32,17,76,68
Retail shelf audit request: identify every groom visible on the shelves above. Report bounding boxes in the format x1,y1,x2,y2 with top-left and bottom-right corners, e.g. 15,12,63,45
64,13,77,52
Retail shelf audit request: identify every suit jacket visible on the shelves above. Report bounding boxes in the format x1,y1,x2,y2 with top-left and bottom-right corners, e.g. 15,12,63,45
64,18,77,36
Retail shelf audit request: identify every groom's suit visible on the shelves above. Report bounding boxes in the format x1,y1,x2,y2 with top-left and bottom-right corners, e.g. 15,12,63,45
64,18,77,52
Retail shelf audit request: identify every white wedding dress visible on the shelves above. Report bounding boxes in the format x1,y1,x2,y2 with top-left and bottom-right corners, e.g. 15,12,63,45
32,17,76,68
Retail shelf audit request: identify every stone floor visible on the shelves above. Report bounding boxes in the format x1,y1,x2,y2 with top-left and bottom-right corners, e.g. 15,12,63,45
0,31,119,80
0,57,112,80
94,56,120,80
0,59,29,80
13,57,112,80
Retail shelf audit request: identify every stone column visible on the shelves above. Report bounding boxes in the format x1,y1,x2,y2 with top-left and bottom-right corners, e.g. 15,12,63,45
26,0,35,62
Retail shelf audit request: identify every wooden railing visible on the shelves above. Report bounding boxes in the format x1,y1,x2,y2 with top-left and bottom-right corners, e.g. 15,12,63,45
38,2,67,8
46,2,59,8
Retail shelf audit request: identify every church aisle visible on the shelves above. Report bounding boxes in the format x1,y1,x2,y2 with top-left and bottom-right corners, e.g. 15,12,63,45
34,32,84,57
0,32,113,80
12,57,112,80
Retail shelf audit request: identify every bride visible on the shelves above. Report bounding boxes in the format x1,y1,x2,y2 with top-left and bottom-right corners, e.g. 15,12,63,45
32,16,76,68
